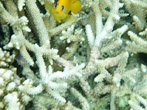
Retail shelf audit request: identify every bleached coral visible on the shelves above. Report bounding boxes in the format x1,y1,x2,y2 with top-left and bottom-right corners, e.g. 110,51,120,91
122,0,147,31
129,94,147,110
0,0,147,109
126,31,147,53
0,49,32,110
0,48,15,67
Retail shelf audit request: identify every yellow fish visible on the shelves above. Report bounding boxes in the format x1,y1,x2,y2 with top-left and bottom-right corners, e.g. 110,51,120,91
45,0,81,23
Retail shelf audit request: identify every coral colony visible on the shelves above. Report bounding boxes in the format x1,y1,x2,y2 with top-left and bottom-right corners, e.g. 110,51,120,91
0,0,147,110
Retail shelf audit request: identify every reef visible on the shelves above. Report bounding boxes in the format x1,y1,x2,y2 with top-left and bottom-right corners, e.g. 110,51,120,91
0,0,147,110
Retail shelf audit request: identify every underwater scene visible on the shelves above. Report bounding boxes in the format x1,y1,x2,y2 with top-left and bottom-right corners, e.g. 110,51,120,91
0,0,147,110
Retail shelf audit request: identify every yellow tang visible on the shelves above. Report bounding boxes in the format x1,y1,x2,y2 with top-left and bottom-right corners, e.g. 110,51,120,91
45,0,81,23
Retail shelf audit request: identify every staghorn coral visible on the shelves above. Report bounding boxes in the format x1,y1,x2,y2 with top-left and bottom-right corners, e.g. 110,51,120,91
122,0,147,31
0,0,147,110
